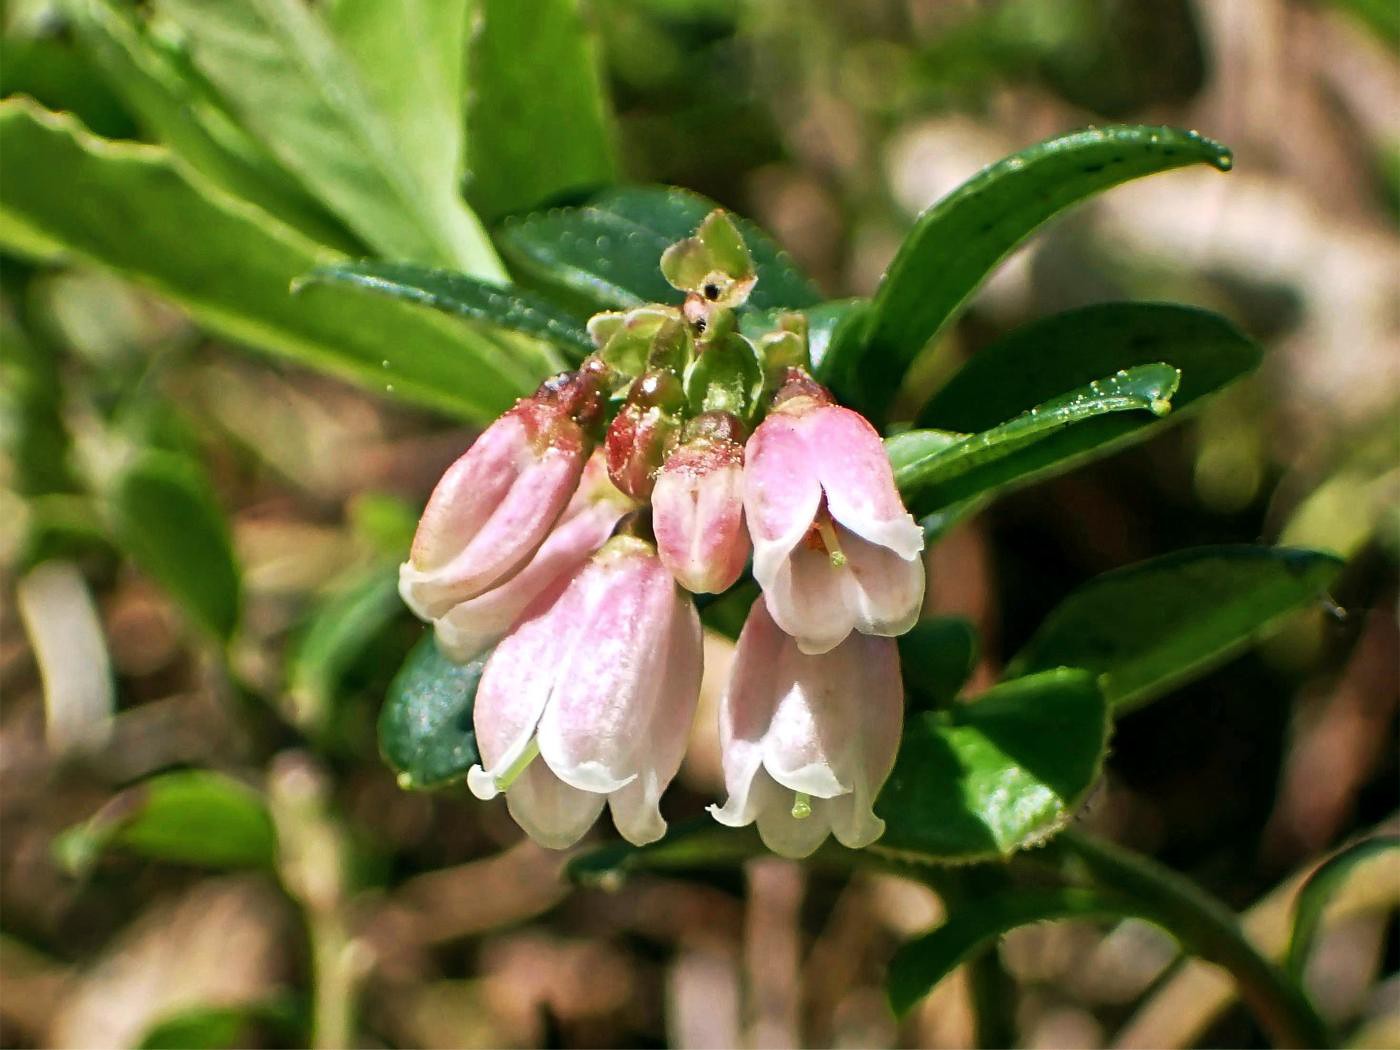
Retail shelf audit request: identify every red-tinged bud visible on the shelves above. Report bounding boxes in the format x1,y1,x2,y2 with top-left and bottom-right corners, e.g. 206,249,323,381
653,413,749,594
604,371,682,500
401,397,587,620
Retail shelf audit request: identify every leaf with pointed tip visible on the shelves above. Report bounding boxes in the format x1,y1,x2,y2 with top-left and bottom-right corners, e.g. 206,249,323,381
893,363,1180,516
875,669,1109,862
888,886,1144,1016
497,186,821,312
298,262,594,358
1008,546,1345,711
379,633,484,790
1286,836,1400,981
824,126,1234,417
54,770,276,873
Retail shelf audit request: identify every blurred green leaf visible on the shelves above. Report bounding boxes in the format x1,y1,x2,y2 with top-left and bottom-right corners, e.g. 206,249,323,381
1286,835,1400,982
568,820,768,887
919,303,1258,432
112,449,241,642
298,261,594,359
826,126,1233,418
887,886,1140,1016
288,563,404,734
0,101,553,420
55,769,277,873
67,0,354,250
465,0,617,220
875,669,1108,862
898,616,979,709
893,363,1179,516
497,185,821,311
324,0,470,221
156,0,502,276
1007,546,1345,711
380,633,484,790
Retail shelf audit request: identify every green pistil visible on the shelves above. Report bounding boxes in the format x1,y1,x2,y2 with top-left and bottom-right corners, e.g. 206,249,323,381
791,792,813,820
496,738,541,792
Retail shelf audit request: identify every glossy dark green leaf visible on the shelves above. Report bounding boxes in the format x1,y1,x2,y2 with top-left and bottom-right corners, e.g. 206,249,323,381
875,669,1109,862
894,363,1180,516
379,632,484,790
888,886,1142,1016
112,450,241,642
287,563,404,733
464,0,617,220
919,303,1258,432
297,261,594,358
0,102,555,420
1008,546,1345,712
54,770,277,873
825,126,1233,417
497,186,821,312
898,616,978,709
1286,836,1400,982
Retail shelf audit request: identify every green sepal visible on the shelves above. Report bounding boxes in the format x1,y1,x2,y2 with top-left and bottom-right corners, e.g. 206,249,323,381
660,209,757,306
684,332,764,420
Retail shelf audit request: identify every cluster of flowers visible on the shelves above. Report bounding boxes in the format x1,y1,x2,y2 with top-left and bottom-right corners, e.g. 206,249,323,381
400,213,925,858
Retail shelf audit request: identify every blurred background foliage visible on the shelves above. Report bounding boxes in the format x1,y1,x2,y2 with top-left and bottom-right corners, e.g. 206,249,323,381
1,0,1397,1047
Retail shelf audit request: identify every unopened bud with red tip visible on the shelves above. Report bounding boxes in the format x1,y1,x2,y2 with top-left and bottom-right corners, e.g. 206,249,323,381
653,412,750,594
400,368,603,620
605,369,683,500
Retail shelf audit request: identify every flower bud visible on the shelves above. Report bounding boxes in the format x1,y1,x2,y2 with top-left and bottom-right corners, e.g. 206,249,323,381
604,370,683,500
653,413,749,594
468,536,703,848
400,393,588,619
433,452,633,661
744,381,924,654
709,597,903,858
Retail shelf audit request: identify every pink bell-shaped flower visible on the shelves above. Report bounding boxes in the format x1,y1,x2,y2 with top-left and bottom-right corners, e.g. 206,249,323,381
432,452,633,662
467,536,703,848
744,377,925,654
652,412,750,594
709,597,903,858
400,374,600,620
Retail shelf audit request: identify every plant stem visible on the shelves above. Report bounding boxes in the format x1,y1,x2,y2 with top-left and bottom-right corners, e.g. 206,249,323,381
1056,829,1331,1049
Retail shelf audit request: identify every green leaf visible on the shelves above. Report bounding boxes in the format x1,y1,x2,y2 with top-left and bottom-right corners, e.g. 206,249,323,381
156,0,502,276
464,0,617,220
1286,836,1400,982
111,449,241,642
918,303,1258,432
379,633,484,790
894,363,1180,517
55,769,276,873
323,0,470,218
0,101,552,420
136,998,301,1050
875,669,1109,862
287,563,404,733
898,616,979,709
888,886,1141,1016
497,186,821,312
826,126,1233,417
568,820,769,888
67,0,353,251
1007,546,1345,712
297,261,594,359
